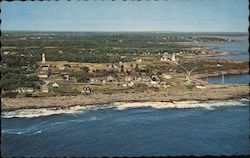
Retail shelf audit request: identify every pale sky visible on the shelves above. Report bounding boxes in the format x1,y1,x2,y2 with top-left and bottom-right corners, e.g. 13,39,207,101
1,0,249,32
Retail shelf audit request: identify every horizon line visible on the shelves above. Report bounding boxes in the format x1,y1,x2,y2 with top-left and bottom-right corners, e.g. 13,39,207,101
2,30,249,34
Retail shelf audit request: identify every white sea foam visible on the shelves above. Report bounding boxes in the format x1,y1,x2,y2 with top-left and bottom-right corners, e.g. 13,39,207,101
48,118,87,126
2,116,100,135
2,105,98,119
2,99,249,118
2,129,42,135
2,128,37,135
113,99,248,110
33,130,42,134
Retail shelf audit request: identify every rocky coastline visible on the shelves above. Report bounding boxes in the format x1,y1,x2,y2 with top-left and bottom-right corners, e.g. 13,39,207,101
2,84,249,112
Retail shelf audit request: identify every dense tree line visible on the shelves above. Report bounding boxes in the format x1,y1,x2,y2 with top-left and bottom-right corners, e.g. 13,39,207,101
1,55,39,91
2,55,38,69
1,72,40,91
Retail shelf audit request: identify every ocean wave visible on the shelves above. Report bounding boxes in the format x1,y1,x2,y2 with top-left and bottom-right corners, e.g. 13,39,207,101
2,116,100,135
113,99,248,111
1,105,110,119
2,99,249,118
47,118,88,126
2,128,42,136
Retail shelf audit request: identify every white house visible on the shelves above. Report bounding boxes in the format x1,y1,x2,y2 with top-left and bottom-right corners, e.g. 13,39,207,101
128,81,135,87
150,81,159,87
162,73,173,79
119,61,123,66
15,87,34,93
38,74,48,78
102,80,106,84
136,58,142,63
81,87,92,94
196,85,206,89
125,76,132,82
122,83,128,87
52,83,59,88
42,87,49,93
160,55,169,62
107,75,115,82
3,51,10,55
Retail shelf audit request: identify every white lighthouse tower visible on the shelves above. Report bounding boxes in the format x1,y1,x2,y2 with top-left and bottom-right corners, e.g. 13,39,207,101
42,53,46,64
172,53,176,62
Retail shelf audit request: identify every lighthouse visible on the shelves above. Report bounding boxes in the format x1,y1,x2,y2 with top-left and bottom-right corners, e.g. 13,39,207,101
42,53,46,64
39,53,50,78
172,53,176,62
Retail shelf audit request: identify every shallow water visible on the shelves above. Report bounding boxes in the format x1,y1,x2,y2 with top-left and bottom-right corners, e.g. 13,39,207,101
1,100,249,157
199,36,249,61
201,73,250,84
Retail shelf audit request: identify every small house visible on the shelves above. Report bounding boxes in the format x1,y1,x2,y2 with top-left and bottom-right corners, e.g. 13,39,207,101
150,81,159,87
142,76,151,82
38,70,49,78
135,77,142,82
128,81,135,87
196,85,206,89
107,75,116,82
15,87,34,93
160,55,169,62
42,87,49,93
119,61,123,66
61,73,70,81
41,65,49,71
52,82,59,88
159,82,170,88
125,76,132,82
102,80,106,84
136,58,142,63
122,83,128,87
88,67,95,73
81,87,92,94
59,66,65,70
3,51,10,55
162,73,173,79
151,75,160,81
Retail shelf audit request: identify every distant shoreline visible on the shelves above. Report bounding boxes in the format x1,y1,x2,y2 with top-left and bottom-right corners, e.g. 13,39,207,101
2,84,249,112
192,69,249,79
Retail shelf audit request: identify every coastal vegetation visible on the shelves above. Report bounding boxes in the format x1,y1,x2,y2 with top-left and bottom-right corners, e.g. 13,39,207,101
1,32,249,105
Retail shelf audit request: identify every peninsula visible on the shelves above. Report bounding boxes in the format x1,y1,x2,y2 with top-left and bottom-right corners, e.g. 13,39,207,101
1,32,249,111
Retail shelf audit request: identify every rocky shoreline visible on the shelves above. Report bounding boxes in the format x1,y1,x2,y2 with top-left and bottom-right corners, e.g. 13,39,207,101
2,84,249,112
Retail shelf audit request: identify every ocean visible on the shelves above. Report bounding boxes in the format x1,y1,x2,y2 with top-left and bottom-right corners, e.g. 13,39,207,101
1,99,249,157
198,35,249,61
201,73,250,84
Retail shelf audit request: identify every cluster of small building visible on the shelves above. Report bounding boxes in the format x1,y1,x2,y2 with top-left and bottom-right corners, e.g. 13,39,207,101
118,74,173,88
38,54,71,82
14,51,191,94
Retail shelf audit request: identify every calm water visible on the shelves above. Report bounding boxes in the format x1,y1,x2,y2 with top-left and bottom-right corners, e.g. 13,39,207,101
2,100,249,157
199,36,249,61
202,73,250,84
